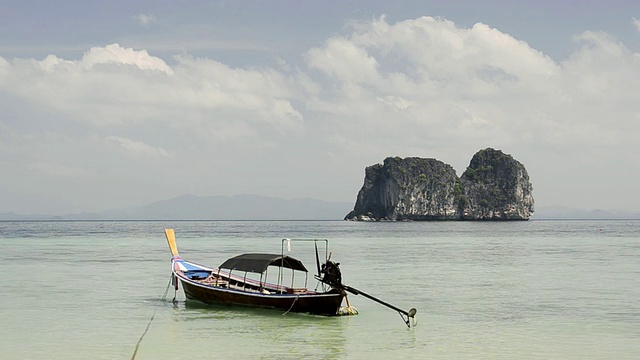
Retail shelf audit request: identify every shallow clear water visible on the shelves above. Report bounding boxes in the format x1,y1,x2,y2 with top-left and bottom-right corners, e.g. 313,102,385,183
0,220,638,359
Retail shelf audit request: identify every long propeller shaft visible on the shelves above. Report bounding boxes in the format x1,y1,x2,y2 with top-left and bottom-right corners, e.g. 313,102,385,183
341,284,417,327
342,285,407,316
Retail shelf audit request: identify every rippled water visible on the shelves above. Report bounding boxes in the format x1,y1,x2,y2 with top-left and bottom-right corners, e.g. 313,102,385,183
0,220,638,359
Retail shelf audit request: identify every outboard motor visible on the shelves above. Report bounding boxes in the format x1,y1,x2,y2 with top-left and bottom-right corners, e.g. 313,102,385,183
320,260,343,288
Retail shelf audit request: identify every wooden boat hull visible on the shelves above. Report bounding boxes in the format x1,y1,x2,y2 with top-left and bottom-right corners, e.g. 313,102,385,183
178,277,345,316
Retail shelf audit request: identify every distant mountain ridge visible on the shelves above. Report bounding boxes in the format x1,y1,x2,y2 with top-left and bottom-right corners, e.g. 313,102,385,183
0,194,353,220
0,195,638,220
532,206,640,220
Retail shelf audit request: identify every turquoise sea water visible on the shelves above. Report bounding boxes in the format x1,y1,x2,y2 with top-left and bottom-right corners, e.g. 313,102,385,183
0,220,638,359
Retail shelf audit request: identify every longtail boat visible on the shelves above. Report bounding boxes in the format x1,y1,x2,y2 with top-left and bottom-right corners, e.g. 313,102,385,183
165,229,347,316
164,229,417,326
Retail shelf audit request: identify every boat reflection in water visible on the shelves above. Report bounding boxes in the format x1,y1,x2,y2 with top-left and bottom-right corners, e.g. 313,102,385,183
167,299,350,359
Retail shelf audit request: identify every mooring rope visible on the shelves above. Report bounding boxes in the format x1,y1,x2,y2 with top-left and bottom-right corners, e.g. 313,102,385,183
130,276,173,360
161,276,172,302
282,294,299,315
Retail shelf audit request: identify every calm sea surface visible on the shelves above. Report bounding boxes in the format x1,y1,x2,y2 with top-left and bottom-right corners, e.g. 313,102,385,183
0,220,638,359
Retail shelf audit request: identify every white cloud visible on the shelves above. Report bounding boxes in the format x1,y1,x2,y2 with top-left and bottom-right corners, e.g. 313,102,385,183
0,44,302,133
303,16,640,152
307,37,380,83
303,16,563,146
634,17,640,32
0,56,10,77
376,95,414,111
82,43,172,73
106,136,170,157
135,14,157,27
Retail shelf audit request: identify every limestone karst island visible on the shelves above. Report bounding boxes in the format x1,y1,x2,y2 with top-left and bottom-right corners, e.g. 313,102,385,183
345,148,534,221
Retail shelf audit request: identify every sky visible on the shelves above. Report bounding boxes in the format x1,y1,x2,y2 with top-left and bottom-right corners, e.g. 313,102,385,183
1,0,639,215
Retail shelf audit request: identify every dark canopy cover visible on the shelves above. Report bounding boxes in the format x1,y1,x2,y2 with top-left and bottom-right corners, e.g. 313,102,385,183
219,253,308,273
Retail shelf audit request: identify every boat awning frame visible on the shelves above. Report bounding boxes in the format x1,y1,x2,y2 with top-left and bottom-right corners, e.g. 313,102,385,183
218,253,308,274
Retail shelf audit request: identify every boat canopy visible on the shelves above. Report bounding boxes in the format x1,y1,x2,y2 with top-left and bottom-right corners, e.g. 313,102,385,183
218,253,309,273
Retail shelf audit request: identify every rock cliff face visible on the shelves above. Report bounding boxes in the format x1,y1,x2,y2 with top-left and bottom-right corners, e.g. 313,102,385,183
459,148,534,220
344,157,459,221
345,148,534,221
